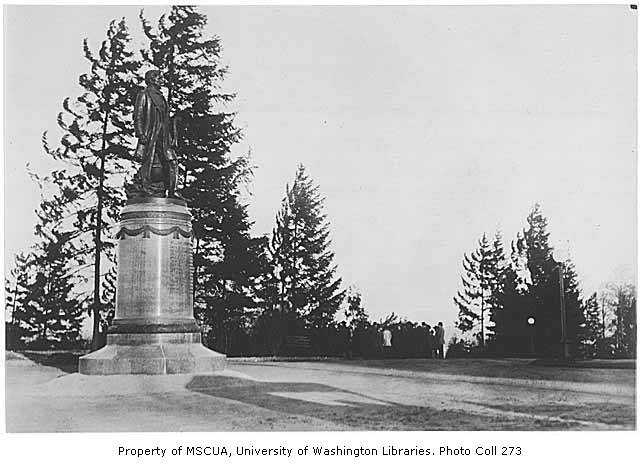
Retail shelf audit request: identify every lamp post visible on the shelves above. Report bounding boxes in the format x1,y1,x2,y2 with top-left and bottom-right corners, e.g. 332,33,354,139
552,247,571,360
527,316,536,356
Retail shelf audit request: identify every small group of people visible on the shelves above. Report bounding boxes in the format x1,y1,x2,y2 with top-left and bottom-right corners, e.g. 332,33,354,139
381,321,446,359
426,322,446,359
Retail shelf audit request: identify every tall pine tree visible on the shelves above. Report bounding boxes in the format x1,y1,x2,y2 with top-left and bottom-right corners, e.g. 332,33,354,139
520,204,583,358
270,164,345,332
453,232,502,348
39,18,141,348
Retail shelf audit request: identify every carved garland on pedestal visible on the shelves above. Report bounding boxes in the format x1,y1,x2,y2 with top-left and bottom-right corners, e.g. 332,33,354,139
116,225,193,239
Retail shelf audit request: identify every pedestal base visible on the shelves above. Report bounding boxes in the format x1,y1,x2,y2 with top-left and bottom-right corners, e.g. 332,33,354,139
78,332,227,375
79,198,227,375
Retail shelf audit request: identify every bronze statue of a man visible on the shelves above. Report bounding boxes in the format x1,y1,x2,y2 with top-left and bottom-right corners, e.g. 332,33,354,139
128,70,181,199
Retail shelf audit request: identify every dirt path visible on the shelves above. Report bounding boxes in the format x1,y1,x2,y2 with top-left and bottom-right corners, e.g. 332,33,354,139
5,356,635,432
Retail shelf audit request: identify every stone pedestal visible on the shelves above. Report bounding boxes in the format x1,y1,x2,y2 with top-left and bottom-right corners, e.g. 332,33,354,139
79,198,226,375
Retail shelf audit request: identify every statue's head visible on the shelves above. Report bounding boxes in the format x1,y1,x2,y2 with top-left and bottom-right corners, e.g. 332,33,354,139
145,70,163,87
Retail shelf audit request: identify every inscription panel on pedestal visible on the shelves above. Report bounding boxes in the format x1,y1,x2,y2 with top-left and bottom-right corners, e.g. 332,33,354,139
164,237,193,315
116,236,157,318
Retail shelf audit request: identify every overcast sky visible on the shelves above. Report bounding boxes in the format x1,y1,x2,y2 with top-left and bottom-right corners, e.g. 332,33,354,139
3,5,637,333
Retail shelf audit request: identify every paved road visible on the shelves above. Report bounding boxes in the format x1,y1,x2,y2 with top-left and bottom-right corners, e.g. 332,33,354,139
5,354,635,431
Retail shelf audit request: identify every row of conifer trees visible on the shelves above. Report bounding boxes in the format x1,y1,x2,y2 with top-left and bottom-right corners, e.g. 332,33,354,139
453,204,636,359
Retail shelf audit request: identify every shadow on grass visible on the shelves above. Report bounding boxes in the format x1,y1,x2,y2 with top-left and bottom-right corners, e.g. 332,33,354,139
19,351,82,374
186,375,576,431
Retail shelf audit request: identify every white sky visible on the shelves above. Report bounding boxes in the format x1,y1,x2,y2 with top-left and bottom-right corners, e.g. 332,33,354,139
3,5,637,333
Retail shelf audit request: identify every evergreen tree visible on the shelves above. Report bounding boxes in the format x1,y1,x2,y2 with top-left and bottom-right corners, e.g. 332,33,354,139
485,230,507,343
453,232,500,348
39,18,141,348
19,235,84,348
270,164,345,331
139,6,262,353
582,292,603,358
521,204,583,358
6,252,35,348
9,201,85,348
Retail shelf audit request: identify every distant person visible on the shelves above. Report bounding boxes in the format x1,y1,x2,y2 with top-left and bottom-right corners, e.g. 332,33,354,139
435,322,445,359
430,329,437,358
382,328,392,358
424,324,433,358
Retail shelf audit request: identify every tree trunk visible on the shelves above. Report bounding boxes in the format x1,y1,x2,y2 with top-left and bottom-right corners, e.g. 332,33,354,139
91,109,110,351
480,291,485,350
292,219,298,317
11,281,18,325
